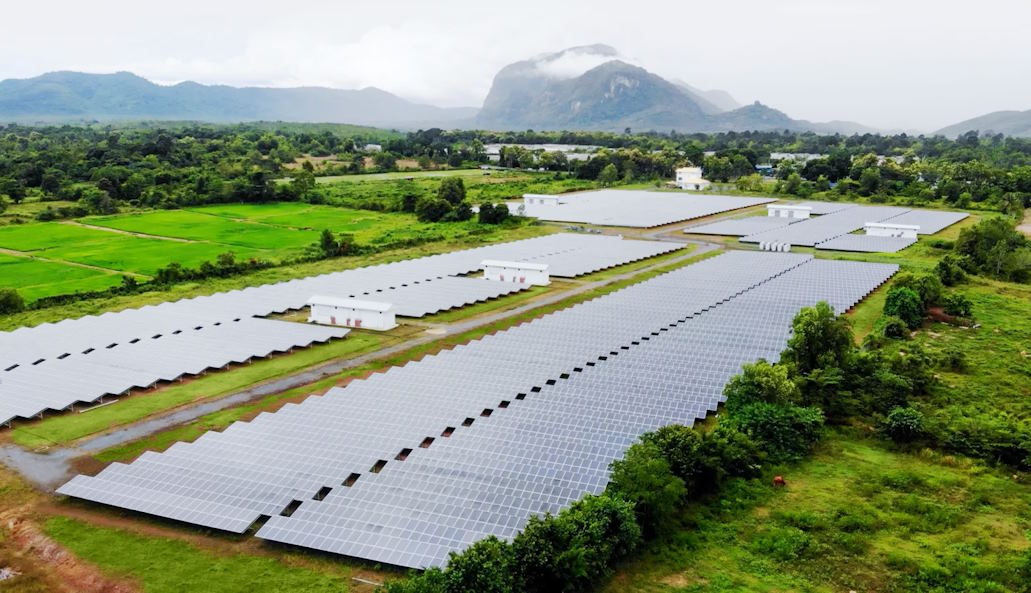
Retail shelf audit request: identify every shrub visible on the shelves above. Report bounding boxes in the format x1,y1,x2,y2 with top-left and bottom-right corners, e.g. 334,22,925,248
0,288,25,314
382,568,447,593
935,254,966,286
941,292,973,318
892,272,943,307
512,495,639,593
698,425,764,483
416,197,453,222
939,347,967,372
878,315,910,339
443,536,514,593
607,442,685,536
884,286,924,329
722,359,800,414
727,402,824,461
884,407,926,444
749,526,812,562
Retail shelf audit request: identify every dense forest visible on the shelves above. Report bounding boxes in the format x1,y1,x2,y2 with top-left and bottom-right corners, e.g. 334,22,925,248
0,124,1029,218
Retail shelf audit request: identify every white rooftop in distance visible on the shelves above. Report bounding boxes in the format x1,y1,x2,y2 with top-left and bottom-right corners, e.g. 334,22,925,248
307,297,393,312
865,222,921,231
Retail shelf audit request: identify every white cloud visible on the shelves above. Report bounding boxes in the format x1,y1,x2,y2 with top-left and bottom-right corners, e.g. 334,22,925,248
2,0,1030,130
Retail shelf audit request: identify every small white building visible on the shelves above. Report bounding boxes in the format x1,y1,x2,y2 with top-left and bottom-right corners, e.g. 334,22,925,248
767,204,812,219
675,166,711,191
523,194,560,207
865,222,920,239
307,296,397,331
363,143,383,152
481,260,550,286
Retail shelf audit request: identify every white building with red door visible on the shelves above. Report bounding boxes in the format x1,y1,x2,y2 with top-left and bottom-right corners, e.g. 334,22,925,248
481,260,550,286
306,297,396,331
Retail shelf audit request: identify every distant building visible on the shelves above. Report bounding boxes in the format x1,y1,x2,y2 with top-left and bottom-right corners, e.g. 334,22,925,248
675,166,711,191
767,204,812,219
481,260,550,286
755,163,775,177
363,144,383,152
865,222,919,239
307,297,396,331
769,152,826,164
523,194,560,206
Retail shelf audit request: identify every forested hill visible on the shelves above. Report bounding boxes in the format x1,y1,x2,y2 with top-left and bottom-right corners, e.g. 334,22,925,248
0,71,478,127
936,109,1031,138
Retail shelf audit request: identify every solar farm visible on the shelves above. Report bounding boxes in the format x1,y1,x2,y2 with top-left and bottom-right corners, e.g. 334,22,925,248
511,189,776,227
57,251,897,568
686,202,968,253
0,234,681,426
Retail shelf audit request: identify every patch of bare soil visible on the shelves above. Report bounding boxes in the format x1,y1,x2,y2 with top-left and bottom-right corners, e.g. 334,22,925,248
1,506,137,593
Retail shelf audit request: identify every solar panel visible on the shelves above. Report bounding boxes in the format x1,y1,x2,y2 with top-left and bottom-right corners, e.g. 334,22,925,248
59,252,898,569
880,209,969,234
509,190,776,228
741,205,911,246
817,234,916,253
0,234,681,425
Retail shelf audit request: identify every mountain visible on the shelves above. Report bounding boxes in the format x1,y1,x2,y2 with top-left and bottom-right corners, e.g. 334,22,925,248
475,47,874,134
935,109,1031,138
672,79,741,114
0,71,477,127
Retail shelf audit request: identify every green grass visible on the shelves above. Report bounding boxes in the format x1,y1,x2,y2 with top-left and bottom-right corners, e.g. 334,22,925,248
0,221,552,327
0,253,122,300
44,516,353,593
87,209,320,251
11,332,391,449
605,432,1031,593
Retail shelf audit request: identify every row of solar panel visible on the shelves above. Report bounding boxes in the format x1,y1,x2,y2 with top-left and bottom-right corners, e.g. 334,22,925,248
59,253,897,569
509,190,776,228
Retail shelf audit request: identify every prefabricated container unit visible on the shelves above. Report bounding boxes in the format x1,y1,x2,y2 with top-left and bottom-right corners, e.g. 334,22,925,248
481,260,551,286
523,194,561,206
307,296,397,331
767,204,813,219
864,222,920,239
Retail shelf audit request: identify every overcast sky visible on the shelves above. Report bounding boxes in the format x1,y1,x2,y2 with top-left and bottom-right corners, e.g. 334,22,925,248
3,0,1028,131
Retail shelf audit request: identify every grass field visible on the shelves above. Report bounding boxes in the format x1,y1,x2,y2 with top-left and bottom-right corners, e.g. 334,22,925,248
605,431,1031,593
45,516,356,593
0,253,122,301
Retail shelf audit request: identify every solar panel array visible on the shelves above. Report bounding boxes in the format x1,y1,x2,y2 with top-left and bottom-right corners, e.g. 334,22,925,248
59,252,897,568
510,190,775,228
881,210,969,234
795,201,855,215
0,234,680,425
0,319,348,426
684,216,793,236
741,205,911,246
817,234,917,253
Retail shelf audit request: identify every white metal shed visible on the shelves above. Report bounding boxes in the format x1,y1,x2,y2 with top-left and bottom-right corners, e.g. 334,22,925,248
481,260,551,286
307,296,397,331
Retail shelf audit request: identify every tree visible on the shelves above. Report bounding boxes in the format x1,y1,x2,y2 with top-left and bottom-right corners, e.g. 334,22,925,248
858,167,881,196
607,441,685,536
444,536,514,593
0,288,25,314
781,301,854,374
891,272,942,307
883,286,924,329
722,359,801,414
941,292,973,317
290,169,316,199
598,163,619,186
318,229,339,257
935,254,966,286
438,177,467,206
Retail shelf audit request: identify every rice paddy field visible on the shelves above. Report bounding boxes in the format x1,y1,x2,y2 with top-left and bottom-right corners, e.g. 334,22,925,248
0,203,499,302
